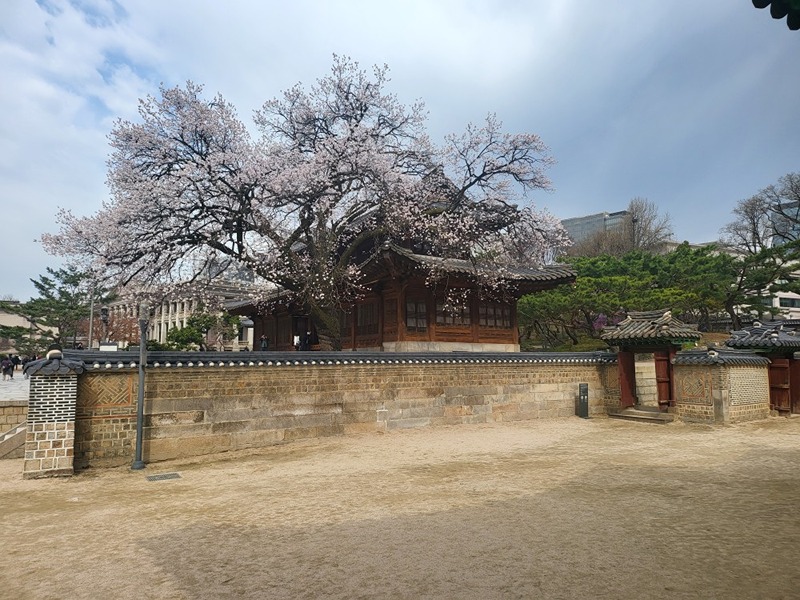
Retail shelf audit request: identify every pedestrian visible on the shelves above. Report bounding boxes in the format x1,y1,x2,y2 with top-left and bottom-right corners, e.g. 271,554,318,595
299,331,311,351
1,356,12,381
259,335,269,351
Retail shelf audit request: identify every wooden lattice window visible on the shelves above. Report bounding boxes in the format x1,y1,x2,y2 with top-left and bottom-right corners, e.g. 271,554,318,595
436,302,471,327
356,301,379,336
479,302,511,328
405,299,427,332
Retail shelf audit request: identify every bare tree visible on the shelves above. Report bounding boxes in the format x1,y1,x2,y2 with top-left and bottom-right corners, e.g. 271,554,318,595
717,178,800,328
759,172,800,244
719,194,773,255
567,197,672,257
628,197,673,252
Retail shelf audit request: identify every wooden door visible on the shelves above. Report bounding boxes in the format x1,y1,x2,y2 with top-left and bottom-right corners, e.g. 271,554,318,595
790,359,800,415
618,351,636,409
654,350,673,410
768,358,791,413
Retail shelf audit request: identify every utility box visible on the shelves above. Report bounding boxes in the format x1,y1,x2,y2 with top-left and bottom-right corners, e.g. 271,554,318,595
576,383,589,418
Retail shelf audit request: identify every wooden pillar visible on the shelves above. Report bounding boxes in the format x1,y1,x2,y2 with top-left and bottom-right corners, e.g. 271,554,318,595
618,349,637,408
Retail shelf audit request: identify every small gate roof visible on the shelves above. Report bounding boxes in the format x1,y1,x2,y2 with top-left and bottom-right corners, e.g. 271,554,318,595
725,321,800,349
601,309,701,346
673,348,770,366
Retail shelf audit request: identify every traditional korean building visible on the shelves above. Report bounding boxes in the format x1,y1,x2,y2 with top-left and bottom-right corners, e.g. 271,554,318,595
228,244,576,352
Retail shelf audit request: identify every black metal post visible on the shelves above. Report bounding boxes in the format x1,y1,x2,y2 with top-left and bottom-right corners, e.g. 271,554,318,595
131,303,148,470
100,306,109,344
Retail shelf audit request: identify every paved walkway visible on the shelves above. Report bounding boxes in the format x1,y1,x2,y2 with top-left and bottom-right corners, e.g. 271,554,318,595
0,371,29,402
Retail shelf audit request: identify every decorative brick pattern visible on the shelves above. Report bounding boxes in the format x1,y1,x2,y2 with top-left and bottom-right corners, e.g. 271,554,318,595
77,372,134,410
677,370,712,405
675,365,717,422
23,373,78,478
73,372,139,468
27,376,78,424
729,367,769,405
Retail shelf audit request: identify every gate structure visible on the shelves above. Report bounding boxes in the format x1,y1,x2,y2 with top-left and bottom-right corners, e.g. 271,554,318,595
726,322,800,415
602,310,702,411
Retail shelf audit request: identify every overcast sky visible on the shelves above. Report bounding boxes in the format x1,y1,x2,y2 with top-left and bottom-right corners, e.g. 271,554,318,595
2,0,798,300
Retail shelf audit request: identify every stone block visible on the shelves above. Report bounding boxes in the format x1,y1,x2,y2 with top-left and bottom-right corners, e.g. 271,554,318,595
343,422,383,435
147,422,212,440
211,420,253,435
387,417,430,430
229,429,285,449
147,411,207,426
145,434,231,462
443,405,472,417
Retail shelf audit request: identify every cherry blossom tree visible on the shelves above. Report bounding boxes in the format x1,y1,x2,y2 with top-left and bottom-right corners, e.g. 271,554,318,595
42,56,569,348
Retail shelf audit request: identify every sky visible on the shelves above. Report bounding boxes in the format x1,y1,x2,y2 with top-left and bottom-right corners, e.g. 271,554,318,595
1,0,798,301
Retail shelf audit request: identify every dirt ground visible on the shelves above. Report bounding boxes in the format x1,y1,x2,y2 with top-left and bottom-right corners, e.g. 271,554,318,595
3,416,800,600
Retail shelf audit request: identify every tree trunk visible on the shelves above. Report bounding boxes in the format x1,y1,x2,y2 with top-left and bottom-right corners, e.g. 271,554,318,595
309,303,343,351
725,301,741,331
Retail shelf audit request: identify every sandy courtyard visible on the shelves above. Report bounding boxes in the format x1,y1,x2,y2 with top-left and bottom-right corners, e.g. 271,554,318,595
2,416,800,599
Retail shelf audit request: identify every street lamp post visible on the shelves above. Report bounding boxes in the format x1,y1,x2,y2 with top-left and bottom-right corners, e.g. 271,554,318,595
131,302,150,471
100,306,109,344
88,290,95,350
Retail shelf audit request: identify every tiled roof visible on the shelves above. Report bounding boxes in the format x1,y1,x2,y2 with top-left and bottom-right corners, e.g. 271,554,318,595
63,350,617,370
726,322,800,349
23,356,86,376
226,247,576,315
673,348,770,366
601,309,701,344
384,244,577,284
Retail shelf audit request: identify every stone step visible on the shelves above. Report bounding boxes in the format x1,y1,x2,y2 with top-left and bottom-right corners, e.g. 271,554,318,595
0,423,27,459
608,407,674,424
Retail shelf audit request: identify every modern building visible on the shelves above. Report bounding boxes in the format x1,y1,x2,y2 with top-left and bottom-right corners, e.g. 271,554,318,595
103,279,257,351
560,210,628,245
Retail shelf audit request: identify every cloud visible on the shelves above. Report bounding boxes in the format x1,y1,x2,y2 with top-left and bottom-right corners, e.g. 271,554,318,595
1,0,798,298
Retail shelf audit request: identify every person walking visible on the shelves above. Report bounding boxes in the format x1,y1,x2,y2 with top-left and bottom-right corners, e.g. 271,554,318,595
1,356,12,381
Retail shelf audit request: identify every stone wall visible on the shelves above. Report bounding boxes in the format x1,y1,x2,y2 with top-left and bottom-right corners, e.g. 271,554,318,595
673,355,771,424
0,400,27,430
634,353,658,406
599,363,621,410
0,400,28,459
22,348,777,475
70,351,613,468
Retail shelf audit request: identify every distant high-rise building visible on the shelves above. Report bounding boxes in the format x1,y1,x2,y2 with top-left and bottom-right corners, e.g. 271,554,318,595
560,210,628,245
